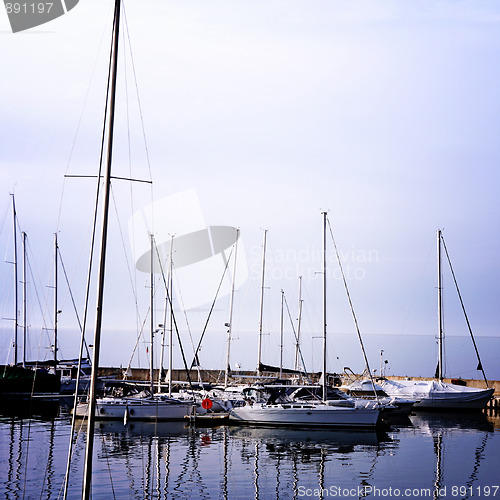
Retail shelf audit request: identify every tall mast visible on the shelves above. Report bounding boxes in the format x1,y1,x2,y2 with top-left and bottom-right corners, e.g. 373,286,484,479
279,289,284,379
150,233,155,395
11,194,18,365
158,250,171,396
257,229,267,374
322,211,327,402
168,236,174,396
82,0,121,496
54,233,59,366
22,231,27,368
436,229,444,381
294,275,303,372
224,228,239,389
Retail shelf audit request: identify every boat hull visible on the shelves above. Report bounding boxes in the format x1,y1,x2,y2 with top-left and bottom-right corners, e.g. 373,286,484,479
229,403,380,428
75,397,194,421
0,365,60,396
378,380,494,411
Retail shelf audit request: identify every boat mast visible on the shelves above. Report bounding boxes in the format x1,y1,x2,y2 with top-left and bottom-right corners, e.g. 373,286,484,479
150,233,155,395
257,229,267,374
322,211,327,402
82,0,121,496
157,237,173,394
22,231,27,368
436,229,444,381
168,236,174,396
11,194,18,365
54,233,59,366
294,275,303,373
224,228,239,389
279,289,284,379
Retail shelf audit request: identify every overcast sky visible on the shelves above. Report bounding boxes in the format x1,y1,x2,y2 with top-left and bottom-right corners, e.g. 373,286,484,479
1,0,499,380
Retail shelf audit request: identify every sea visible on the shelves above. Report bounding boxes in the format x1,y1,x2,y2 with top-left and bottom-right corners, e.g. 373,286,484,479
1,402,499,500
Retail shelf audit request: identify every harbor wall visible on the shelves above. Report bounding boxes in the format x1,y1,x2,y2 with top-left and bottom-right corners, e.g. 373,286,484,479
98,367,500,396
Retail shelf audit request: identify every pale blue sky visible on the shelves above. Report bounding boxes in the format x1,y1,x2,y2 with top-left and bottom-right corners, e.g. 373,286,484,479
1,1,499,380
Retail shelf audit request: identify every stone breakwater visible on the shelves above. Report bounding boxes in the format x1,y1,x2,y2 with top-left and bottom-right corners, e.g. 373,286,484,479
97,366,500,397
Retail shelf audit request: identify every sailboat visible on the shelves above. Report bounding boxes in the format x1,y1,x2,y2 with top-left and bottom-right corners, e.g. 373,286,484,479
0,195,61,398
74,234,194,421
378,230,494,410
229,213,381,428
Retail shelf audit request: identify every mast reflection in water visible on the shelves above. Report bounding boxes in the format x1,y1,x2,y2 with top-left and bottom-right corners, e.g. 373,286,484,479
1,405,499,499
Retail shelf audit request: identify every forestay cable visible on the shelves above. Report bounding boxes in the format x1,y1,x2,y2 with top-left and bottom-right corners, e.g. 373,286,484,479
440,234,489,387
327,217,379,404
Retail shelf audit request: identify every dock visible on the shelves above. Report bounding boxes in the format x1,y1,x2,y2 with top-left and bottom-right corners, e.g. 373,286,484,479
186,406,230,426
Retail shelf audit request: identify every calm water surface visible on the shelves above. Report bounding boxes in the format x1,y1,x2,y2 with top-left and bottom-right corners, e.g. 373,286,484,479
1,403,499,499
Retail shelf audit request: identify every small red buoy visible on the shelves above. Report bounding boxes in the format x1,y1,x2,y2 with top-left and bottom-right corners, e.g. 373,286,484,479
201,398,213,410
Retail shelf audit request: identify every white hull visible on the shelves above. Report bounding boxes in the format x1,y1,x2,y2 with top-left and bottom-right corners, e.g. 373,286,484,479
229,402,380,428
378,379,493,410
341,380,415,415
75,396,194,421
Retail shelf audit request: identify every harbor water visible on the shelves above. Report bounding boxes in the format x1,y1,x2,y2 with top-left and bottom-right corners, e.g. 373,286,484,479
1,403,499,499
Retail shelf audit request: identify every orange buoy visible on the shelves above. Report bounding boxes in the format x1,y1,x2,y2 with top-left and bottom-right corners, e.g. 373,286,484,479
201,398,213,410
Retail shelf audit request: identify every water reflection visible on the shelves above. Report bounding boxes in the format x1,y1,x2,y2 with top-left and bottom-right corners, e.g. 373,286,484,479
0,407,498,499
1,408,61,500
230,425,388,455
228,425,394,499
0,397,60,419
408,413,495,500
411,412,494,432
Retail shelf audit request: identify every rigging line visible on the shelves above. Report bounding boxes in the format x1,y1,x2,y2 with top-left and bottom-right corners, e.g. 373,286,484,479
166,268,194,370
57,245,91,360
25,240,53,360
101,433,117,500
282,292,309,379
440,235,489,387
122,4,156,350
0,199,10,237
122,2,153,185
26,237,60,359
110,186,143,331
153,242,195,390
56,0,116,233
169,270,199,377
190,245,234,371
124,307,149,379
64,174,152,184
121,5,132,189
326,217,379,403
122,2,155,263
120,2,138,318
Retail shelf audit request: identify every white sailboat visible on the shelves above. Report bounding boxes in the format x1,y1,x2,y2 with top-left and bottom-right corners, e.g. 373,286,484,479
377,378,493,410
229,213,381,428
75,234,194,422
228,399,380,428
378,230,494,410
75,393,193,422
